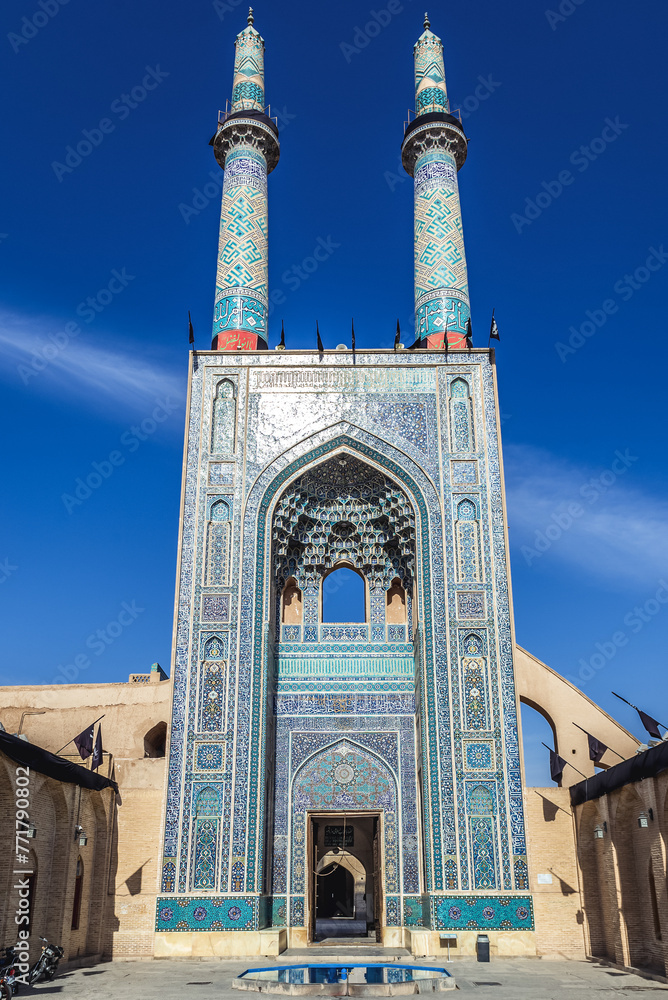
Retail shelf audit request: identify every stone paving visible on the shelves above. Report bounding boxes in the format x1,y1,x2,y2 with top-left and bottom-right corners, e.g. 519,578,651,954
13,957,668,999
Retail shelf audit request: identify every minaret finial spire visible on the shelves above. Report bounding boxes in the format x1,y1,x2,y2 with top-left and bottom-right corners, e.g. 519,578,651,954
247,6,254,25
424,11,430,28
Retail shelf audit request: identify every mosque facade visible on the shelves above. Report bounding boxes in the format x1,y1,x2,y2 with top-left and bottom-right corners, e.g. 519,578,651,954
155,11,535,953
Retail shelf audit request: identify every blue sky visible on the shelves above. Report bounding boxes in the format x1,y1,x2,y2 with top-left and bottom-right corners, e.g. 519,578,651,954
1,0,667,784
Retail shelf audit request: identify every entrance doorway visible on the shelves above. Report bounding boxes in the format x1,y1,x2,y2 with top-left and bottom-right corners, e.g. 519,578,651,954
307,813,382,944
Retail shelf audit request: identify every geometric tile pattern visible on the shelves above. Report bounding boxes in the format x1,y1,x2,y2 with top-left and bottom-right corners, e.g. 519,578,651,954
214,147,269,342
464,741,494,770
414,24,449,116
414,150,470,342
430,896,534,931
155,896,258,932
231,19,265,113
194,743,225,771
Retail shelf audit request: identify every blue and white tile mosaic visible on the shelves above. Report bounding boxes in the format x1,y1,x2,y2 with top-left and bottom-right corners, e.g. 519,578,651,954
160,350,530,934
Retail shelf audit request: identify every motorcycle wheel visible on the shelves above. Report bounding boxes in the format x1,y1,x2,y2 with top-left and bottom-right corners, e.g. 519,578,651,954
0,981,12,1000
28,965,43,985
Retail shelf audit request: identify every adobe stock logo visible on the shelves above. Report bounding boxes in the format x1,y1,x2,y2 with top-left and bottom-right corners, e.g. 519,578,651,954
511,117,629,234
568,581,668,688
521,450,638,566
7,0,71,54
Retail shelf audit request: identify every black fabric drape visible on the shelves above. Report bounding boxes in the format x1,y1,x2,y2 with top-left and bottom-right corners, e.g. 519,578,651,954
570,740,668,807
0,731,118,792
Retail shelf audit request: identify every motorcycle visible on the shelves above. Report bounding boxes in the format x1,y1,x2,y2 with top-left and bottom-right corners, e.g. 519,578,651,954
28,937,64,986
0,968,18,999
0,949,16,999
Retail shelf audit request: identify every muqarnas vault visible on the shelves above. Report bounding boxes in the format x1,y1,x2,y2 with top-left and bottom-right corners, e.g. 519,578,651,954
156,11,532,953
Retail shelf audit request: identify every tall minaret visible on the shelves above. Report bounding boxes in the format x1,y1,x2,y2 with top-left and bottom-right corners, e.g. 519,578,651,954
402,14,470,349
211,8,279,351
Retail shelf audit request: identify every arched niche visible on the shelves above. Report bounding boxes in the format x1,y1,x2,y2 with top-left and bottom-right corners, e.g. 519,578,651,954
144,721,167,758
386,578,407,623
211,378,237,455
71,856,84,930
316,852,367,921
191,786,220,892
520,697,560,786
455,497,482,582
272,452,416,630
206,498,231,586
450,377,474,452
282,577,303,624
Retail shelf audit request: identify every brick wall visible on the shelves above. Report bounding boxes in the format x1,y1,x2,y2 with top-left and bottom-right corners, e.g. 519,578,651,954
524,786,586,958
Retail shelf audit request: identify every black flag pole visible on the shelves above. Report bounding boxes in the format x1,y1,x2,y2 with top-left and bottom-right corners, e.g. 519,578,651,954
57,715,105,755
316,321,324,353
394,320,401,350
91,726,103,771
188,311,195,346
279,320,285,348
541,742,588,781
612,692,667,737
572,721,625,761
351,318,356,353
488,308,500,347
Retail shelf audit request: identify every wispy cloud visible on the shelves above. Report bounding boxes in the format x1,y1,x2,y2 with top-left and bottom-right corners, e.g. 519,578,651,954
505,443,668,587
0,308,186,416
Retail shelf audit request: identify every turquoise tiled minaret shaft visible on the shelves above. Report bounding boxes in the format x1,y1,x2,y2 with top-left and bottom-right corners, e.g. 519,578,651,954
402,15,470,349
211,8,279,352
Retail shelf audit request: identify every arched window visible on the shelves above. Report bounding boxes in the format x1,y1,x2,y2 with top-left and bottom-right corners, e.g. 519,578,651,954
282,578,303,623
71,857,84,930
322,566,366,623
144,721,167,758
386,579,407,624
456,498,482,582
206,499,231,586
211,379,236,454
450,378,474,452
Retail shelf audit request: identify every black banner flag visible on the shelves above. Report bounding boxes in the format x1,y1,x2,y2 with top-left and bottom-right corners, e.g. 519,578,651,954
73,723,95,761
